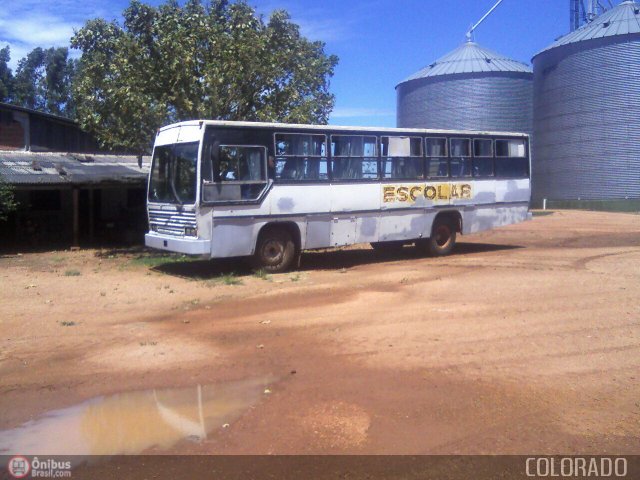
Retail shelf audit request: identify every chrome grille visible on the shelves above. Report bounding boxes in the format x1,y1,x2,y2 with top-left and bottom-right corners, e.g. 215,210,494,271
148,206,197,236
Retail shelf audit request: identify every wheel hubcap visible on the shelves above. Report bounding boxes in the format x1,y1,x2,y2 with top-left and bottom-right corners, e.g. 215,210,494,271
263,240,284,263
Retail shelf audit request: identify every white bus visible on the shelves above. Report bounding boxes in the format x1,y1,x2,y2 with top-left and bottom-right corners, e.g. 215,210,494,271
145,120,531,272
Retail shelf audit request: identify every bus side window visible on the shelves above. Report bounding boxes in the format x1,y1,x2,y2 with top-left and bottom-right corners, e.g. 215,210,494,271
200,133,218,183
330,135,378,181
218,146,239,180
202,145,267,202
381,136,423,180
495,139,528,177
449,138,471,178
473,139,494,177
274,133,327,182
425,137,448,178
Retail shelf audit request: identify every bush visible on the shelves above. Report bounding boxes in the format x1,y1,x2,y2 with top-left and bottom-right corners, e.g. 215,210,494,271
0,175,18,221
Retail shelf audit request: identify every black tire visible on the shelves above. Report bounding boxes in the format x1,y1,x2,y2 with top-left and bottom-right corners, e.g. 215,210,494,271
427,218,456,256
254,227,296,273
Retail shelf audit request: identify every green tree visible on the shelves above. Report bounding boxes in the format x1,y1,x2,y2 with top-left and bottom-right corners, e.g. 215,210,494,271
13,47,76,116
13,48,45,109
71,0,338,153
0,46,13,102
0,175,18,222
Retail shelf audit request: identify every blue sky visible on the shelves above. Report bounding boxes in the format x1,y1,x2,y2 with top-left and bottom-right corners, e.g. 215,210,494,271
0,0,571,127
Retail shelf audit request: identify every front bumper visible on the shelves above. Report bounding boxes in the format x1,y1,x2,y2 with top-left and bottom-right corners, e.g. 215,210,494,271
145,233,211,255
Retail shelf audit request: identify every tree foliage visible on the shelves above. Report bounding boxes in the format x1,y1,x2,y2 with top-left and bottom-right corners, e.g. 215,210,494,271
0,46,13,102
0,175,18,222
12,47,77,116
71,0,338,153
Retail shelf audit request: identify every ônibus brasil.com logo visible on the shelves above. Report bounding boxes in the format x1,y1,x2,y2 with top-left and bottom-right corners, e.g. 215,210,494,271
7,456,30,478
6,456,72,478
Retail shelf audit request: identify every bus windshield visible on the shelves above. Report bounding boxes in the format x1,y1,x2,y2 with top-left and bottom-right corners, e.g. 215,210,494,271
148,142,198,204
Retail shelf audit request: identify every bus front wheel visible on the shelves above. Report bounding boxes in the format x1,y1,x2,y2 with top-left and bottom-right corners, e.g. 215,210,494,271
254,227,296,273
427,218,456,256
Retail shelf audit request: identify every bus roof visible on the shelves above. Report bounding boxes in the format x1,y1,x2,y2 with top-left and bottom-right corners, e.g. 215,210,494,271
157,120,529,138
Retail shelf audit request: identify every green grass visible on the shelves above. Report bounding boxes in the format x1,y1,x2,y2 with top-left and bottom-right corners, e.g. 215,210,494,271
64,269,81,277
290,273,301,282
129,253,194,268
205,274,243,286
60,321,76,327
253,269,272,281
219,273,243,286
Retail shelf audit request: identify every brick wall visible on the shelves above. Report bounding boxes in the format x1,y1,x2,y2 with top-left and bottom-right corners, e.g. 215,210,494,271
0,121,25,150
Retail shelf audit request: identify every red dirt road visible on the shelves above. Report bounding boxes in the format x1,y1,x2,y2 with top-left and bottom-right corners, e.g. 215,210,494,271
0,210,639,455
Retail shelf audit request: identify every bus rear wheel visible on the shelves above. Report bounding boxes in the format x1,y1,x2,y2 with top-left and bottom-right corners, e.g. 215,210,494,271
254,227,296,273
427,218,456,256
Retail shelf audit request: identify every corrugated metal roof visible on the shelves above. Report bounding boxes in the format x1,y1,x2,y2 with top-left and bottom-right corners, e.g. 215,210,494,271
0,151,150,186
0,101,77,125
535,0,640,57
399,41,532,84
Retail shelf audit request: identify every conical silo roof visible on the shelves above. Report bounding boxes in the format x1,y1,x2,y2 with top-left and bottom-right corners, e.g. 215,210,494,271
399,41,531,85
534,0,640,58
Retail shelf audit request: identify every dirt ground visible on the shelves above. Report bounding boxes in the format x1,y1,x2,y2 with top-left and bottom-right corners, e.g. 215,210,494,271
0,210,639,455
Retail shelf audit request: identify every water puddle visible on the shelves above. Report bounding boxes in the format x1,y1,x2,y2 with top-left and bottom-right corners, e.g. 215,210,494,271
0,377,273,455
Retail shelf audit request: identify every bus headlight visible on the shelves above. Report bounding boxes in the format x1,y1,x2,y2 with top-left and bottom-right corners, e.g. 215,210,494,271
185,227,197,237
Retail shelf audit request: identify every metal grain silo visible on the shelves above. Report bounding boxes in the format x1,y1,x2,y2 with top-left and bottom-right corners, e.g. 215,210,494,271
532,0,640,208
396,41,533,133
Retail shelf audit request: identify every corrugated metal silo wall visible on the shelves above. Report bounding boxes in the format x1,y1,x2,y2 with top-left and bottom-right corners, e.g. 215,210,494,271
396,73,533,133
532,36,640,204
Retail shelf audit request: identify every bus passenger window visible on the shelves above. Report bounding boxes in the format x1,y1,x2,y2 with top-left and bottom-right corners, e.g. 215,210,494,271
274,133,327,181
425,137,448,178
275,157,327,181
496,139,526,158
450,138,471,178
473,139,494,177
450,138,470,156
330,135,378,180
218,146,264,181
361,159,379,179
426,137,447,156
473,139,493,157
218,147,239,180
495,139,528,178
202,145,267,202
381,136,423,179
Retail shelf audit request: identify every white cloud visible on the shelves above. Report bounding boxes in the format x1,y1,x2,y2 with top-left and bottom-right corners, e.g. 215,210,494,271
0,16,78,45
294,17,354,43
253,0,356,43
0,14,80,69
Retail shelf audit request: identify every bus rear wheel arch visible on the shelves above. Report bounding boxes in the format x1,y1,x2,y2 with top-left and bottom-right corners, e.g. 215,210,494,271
418,212,461,257
253,223,299,273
